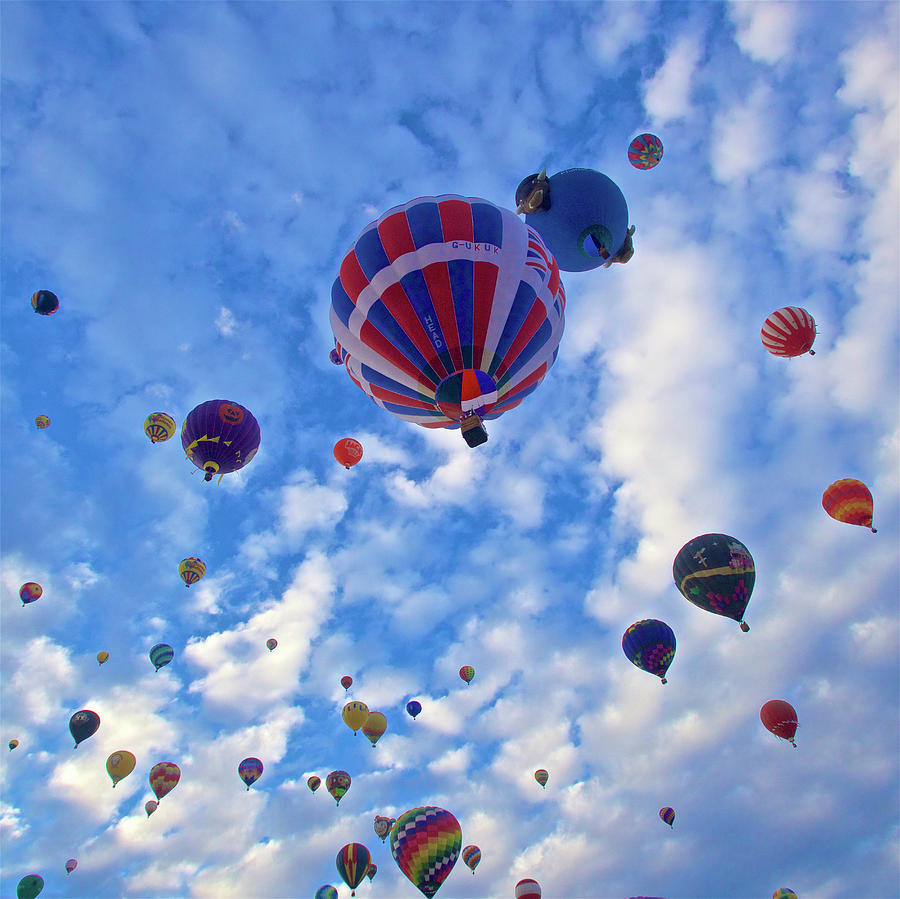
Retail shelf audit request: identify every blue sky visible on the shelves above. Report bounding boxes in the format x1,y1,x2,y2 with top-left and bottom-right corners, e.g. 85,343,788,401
1,3,898,898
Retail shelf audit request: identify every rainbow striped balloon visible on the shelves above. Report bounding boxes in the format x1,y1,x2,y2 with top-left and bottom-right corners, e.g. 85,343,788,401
461,844,481,873
390,806,461,897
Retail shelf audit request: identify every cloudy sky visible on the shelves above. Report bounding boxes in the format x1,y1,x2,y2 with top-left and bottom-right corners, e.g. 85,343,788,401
1,3,898,898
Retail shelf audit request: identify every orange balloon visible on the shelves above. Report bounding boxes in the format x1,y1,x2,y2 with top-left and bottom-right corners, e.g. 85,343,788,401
822,478,877,532
334,438,363,469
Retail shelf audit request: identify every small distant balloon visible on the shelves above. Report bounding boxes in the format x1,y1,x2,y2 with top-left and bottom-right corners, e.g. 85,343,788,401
406,700,422,719
326,770,351,805
374,815,395,842
150,643,174,672
145,800,158,817
178,557,206,587
16,874,44,899
69,710,100,748
622,619,676,684
107,750,137,787
459,665,475,685
31,289,59,315
19,582,42,605
341,675,353,691
462,845,481,873
34,415,50,429
315,888,338,899
307,775,321,793
366,863,377,882
534,768,549,788
773,890,798,899
761,307,816,357
516,878,542,899
238,757,264,790
336,842,371,897
97,651,109,666
391,806,461,898
266,638,277,651
659,806,675,827
362,711,387,747
628,133,664,169
143,412,176,443
9,739,19,751
342,700,369,734
822,478,877,532
334,438,363,469
149,761,181,800
65,859,77,874
760,700,799,747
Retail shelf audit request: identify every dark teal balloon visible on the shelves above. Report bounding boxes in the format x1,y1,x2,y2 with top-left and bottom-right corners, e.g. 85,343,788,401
150,643,174,671
622,619,676,683
17,874,44,899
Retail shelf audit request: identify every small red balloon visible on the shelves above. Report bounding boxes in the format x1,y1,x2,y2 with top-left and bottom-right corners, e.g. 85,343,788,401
760,699,798,746
341,675,353,691
334,438,363,469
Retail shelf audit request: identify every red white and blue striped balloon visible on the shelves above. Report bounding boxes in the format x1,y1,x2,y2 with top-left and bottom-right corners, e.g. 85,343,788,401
330,195,566,434
760,306,816,357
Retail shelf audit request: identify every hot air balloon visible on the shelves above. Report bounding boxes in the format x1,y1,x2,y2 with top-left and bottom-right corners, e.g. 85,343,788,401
366,863,377,882
326,770,351,805
659,806,675,827
516,168,630,271
760,700,799,747
65,859,77,874
462,845,481,873
31,289,59,315
9,739,19,751
334,438,363,468
761,307,816,357
374,815,395,842
673,534,754,631
34,415,50,429
19,582,42,605
362,711,387,747
822,478,877,532
390,805,461,898
144,412,176,443
150,643,174,671
330,194,567,448
341,675,353,691
97,651,109,666
336,843,371,897
315,888,338,899
178,557,206,587
16,874,44,899
239,757,264,790
773,890,798,899
459,665,475,685
107,750,136,787
628,133,664,170
181,399,260,482
307,775,321,793
342,700,369,734
69,710,100,748
407,699,422,719
622,619,676,684
145,800,158,817
266,638,277,651
516,878,541,899
534,768,549,788
149,762,181,800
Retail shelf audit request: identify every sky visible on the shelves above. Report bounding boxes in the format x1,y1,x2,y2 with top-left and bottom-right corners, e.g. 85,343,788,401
1,2,898,899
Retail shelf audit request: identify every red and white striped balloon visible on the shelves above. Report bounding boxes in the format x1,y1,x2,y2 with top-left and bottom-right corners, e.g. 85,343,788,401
516,878,541,899
760,306,816,357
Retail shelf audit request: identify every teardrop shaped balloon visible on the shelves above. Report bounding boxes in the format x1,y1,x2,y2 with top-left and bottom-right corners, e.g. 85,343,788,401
31,289,59,315
65,859,77,874
406,699,422,719
659,806,675,827
341,675,353,691
761,307,816,357
106,750,136,787
266,638,277,651
342,700,369,733
145,800,158,817
144,412,176,443
362,711,387,747
390,805,462,898
516,878,542,899
760,700,799,747
16,874,44,899
149,642,174,671
673,534,754,631
149,762,181,800
69,710,100,748
19,582,42,605
459,665,475,684
326,770,351,805
97,651,109,666
772,890,798,899
462,844,481,873
181,400,261,482
178,557,206,587
307,775,321,793
34,415,50,429
314,888,338,899
534,768,549,788
238,757,264,790
336,843,371,897
366,863,377,882
330,195,566,448
628,133,664,170
334,438,363,469
822,478,877,532
9,739,19,751
374,815,395,842
622,619,676,683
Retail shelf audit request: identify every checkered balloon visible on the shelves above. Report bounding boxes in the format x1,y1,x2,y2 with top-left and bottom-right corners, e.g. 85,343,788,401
390,806,461,897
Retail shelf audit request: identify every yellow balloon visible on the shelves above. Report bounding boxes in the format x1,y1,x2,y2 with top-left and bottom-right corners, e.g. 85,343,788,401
97,651,109,666
342,700,369,733
362,711,387,747
106,750,136,787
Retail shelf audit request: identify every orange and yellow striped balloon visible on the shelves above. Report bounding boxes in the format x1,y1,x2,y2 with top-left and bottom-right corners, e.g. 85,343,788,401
822,478,876,532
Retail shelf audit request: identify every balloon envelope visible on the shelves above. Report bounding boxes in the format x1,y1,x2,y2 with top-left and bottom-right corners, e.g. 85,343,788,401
149,762,181,799
462,844,481,872
144,412,176,443
34,415,50,429
16,875,44,899
773,890,798,899
178,557,206,586
107,750,136,786
326,770,351,804
673,534,754,631
534,768,549,787
145,800,158,817
238,757,264,789
31,289,59,314
516,878,541,899
822,478,876,531
366,863,377,882
69,710,100,747
181,400,260,482
622,619,676,683
406,700,422,718
150,643,174,671
761,307,816,357
65,859,77,874
390,805,462,898
315,888,338,899
374,815,395,841
628,133,664,169
341,675,353,690
761,700,799,746
266,638,277,651
334,438,363,468
362,711,387,746
19,582,42,605
97,651,109,665
307,775,321,792
9,739,19,750
336,842,371,894
459,665,475,684
342,700,369,733
659,806,675,827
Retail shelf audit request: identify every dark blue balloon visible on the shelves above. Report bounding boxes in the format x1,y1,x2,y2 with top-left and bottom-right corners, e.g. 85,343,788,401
406,700,422,719
622,619,676,684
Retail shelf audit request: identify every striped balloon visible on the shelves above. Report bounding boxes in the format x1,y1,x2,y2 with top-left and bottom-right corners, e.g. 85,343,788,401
143,412,176,443
178,557,206,587
516,878,542,899
330,195,566,446
628,133,664,170
149,643,174,671
822,478,877,532
462,844,481,873
761,306,816,357
149,762,180,800
390,806,462,897
336,843,370,896
659,806,675,827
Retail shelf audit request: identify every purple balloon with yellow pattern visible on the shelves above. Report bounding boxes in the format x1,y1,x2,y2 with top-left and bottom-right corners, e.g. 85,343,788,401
622,619,676,684
390,806,462,897
181,400,260,482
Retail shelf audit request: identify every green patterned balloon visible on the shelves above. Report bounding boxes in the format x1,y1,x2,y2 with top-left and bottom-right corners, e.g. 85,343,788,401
390,806,461,897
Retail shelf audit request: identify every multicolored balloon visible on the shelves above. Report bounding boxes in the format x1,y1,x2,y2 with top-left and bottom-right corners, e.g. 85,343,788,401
760,700,799,747
31,289,59,315
374,815,396,842
390,806,462,898
97,651,109,666
336,843,371,897
407,699,422,719
178,557,206,587
19,582,42,605
462,844,481,873
534,768,549,788
238,757,264,790
107,750,136,787
16,874,44,899
659,806,675,827
459,665,475,685
34,415,50,429
65,859,77,874
341,675,353,691
181,400,261,482
622,619,676,684
145,800,158,817
673,534,754,631
628,132,664,170
326,770,351,805
314,888,338,899
149,643,174,672
69,710,100,748
773,890,798,899
342,700,369,733
366,863,377,882
307,775,321,793
9,739,19,751
761,307,816,357
330,195,566,448
822,478,877,532
362,711,387,747
266,638,277,651
144,412,176,443
516,878,541,899
334,438,363,468
149,762,181,800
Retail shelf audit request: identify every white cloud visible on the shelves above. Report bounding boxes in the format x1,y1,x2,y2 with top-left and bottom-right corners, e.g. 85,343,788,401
729,1,800,65
643,33,701,124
